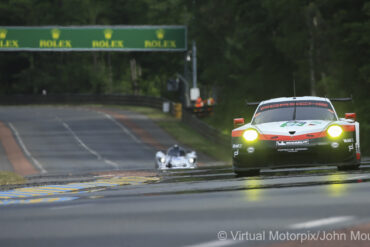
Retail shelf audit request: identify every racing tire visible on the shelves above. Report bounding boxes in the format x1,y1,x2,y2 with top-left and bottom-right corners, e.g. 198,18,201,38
337,164,360,171
235,169,260,177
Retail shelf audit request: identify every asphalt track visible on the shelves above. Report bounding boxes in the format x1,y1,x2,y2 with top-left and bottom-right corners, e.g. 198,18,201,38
0,106,158,173
1,106,370,247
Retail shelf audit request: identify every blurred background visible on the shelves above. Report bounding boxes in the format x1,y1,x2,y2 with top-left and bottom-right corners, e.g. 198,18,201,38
0,0,369,153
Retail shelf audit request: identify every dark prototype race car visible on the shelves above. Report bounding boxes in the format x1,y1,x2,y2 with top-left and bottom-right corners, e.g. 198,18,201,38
231,96,361,176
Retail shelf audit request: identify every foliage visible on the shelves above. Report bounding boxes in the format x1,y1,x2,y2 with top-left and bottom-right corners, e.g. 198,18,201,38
0,0,369,153
0,0,190,96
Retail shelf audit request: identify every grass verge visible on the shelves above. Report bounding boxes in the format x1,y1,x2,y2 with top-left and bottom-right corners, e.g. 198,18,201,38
101,105,231,163
0,171,26,186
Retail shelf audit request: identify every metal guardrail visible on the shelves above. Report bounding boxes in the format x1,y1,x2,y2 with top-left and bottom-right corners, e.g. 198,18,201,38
182,109,230,147
0,94,164,109
0,94,229,147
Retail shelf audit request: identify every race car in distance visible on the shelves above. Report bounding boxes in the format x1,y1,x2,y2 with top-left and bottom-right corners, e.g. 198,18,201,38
155,145,197,170
232,96,361,176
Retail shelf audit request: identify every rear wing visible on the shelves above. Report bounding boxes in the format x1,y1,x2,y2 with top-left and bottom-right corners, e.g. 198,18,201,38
329,97,352,102
245,100,260,106
246,96,353,106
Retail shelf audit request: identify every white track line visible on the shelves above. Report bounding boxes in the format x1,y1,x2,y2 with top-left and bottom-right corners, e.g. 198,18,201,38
184,240,236,247
103,113,142,144
289,216,355,229
61,121,119,170
8,123,47,174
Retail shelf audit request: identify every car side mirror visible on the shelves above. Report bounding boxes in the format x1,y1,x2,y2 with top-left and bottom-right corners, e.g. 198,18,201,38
233,118,245,128
345,113,356,121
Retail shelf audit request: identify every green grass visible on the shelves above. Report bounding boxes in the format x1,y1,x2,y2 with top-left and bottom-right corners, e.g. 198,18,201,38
114,105,171,120
360,123,370,156
202,115,232,137
99,105,231,163
157,119,231,162
0,171,26,186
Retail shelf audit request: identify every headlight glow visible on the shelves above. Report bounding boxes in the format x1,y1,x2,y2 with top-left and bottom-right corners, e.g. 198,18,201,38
327,125,343,138
160,157,166,163
189,158,195,163
243,129,259,142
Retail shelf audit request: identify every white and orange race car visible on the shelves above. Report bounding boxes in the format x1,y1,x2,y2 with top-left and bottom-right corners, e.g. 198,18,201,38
231,96,361,176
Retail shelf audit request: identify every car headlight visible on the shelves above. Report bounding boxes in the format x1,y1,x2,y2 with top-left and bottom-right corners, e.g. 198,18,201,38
327,125,343,138
189,158,195,164
160,157,166,163
243,129,259,142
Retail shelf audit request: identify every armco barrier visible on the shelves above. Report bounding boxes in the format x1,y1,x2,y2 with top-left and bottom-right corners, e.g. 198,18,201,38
182,109,230,147
0,94,164,109
0,94,229,147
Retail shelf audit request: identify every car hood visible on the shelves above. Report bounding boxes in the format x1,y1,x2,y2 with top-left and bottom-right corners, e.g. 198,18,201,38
168,156,187,165
254,120,332,136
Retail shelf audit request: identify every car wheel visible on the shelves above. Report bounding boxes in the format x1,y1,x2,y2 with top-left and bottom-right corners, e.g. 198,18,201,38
337,164,360,171
235,169,260,177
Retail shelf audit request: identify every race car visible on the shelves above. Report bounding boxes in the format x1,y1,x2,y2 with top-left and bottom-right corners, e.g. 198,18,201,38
155,145,197,170
231,96,361,176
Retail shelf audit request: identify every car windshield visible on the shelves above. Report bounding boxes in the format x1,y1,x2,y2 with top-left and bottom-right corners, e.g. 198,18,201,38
167,147,186,157
253,100,336,124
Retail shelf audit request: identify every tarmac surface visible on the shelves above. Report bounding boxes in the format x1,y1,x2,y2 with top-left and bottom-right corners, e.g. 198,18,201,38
0,106,215,174
0,106,370,247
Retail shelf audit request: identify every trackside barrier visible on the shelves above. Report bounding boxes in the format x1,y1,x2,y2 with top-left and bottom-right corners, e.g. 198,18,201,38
0,94,229,147
0,94,164,109
182,108,229,147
